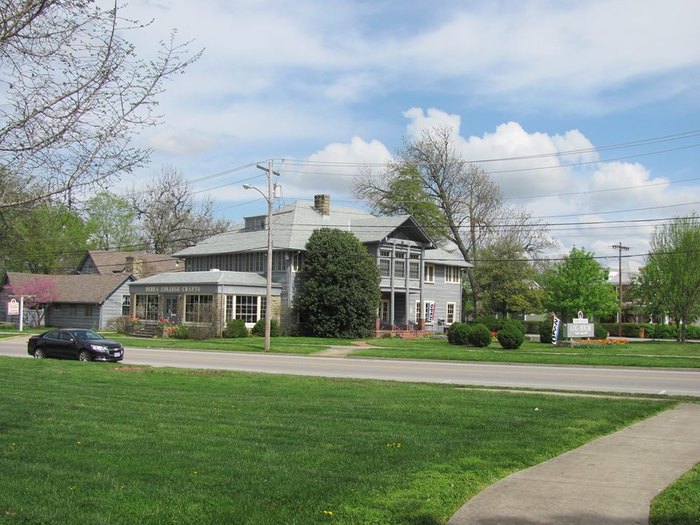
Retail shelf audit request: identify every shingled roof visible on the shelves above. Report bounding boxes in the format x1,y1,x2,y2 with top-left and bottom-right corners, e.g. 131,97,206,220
3,272,133,304
76,250,181,277
175,198,435,257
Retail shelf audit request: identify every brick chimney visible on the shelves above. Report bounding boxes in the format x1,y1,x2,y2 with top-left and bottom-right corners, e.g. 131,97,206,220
314,194,331,215
125,256,143,279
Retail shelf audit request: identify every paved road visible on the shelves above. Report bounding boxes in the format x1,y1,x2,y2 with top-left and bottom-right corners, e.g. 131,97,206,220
2,336,699,396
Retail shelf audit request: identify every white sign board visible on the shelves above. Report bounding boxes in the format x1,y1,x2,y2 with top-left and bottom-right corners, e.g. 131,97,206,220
7,299,19,316
564,322,595,338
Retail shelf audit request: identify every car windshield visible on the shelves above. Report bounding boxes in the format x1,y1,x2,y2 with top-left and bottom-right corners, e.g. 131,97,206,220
72,330,104,342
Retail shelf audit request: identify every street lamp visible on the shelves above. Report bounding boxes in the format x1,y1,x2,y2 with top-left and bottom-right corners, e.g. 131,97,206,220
244,162,279,352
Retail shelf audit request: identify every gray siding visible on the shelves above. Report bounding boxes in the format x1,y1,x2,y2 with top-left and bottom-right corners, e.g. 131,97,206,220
44,281,131,330
45,303,101,330
100,280,132,328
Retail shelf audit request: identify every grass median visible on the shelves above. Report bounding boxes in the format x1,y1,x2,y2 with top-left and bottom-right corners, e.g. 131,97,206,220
0,357,675,524
351,338,700,368
108,334,700,368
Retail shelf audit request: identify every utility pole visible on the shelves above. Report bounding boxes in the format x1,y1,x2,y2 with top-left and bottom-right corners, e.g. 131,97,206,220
611,242,629,337
252,161,280,352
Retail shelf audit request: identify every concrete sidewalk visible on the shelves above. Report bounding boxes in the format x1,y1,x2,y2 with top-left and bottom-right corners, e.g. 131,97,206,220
448,403,700,525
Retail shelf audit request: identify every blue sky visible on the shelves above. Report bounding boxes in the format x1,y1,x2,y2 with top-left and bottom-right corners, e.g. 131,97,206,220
120,0,700,270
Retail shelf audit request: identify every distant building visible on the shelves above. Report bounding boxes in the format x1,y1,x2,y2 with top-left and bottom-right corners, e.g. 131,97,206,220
76,250,181,279
1,272,133,329
129,195,470,335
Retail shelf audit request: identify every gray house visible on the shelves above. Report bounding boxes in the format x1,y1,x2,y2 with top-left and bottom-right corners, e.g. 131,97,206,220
130,195,469,335
1,272,133,330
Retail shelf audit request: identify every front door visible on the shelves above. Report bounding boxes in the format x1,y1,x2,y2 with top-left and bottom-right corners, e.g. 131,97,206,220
164,295,179,323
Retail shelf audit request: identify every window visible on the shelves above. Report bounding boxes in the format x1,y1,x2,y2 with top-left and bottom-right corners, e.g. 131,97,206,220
380,249,391,258
445,266,461,283
379,259,391,277
121,295,130,316
235,295,266,323
394,260,405,278
409,261,420,279
424,264,435,283
446,303,456,325
135,295,159,321
225,295,234,322
291,252,304,272
415,301,421,323
84,305,94,317
185,295,213,323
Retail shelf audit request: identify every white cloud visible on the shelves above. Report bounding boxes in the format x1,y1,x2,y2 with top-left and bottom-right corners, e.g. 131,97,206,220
280,136,392,199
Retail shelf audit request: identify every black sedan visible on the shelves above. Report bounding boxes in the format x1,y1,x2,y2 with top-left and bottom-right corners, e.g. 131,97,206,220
27,329,125,362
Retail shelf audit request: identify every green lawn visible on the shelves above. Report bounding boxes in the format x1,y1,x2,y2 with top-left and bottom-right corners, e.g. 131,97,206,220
108,334,356,355
351,338,700,368
0,357,676,524
651,462,700,525
106,333,700,368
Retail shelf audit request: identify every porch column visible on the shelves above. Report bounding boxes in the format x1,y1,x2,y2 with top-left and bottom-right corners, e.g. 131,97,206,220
390,243,396,327
418,247,425,330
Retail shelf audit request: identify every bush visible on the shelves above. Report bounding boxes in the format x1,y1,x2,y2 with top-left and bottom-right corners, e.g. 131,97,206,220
251,318,280,337
653,324,677,339
539,319,554,343
447,322,470,345
473,316,501,332
467,323,492,347
594,323,608,339
685,324,700,339
223,319,248,338
190,325,216,340
172,324,192,339
497,319,525,349
112,315,141,335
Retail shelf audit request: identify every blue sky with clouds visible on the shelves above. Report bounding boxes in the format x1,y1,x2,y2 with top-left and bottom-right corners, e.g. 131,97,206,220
121,0,700,269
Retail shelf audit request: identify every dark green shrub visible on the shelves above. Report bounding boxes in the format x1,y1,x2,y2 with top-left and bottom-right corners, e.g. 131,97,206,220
540,319,553,343
594,323,608,339
467,323,492,347
191,325,216,340
497,319,525,349
447,322,470,345
684,324,700,339
473,316,501,332
172,324,192,339
251,318,280,337
223,319,248,338
653,324,676,339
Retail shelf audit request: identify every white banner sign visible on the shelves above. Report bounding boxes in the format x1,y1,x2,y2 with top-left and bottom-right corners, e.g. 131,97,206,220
7,299,19,316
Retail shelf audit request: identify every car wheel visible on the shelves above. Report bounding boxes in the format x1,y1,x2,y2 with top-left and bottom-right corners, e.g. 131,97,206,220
78,350,91,362
33,348,46,359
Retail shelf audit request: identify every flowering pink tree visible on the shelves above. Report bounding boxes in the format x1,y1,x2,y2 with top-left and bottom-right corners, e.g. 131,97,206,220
5,276,58,327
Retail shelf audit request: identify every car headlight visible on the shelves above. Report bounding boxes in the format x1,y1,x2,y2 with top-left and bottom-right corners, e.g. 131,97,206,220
90,344,109,352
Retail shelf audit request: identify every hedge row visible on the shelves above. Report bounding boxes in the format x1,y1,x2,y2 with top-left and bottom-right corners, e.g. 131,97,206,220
448,320,525,349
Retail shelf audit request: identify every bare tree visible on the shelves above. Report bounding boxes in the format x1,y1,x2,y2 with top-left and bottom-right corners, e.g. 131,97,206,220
127,166,230,254
355,126,551,316
0,0,202,212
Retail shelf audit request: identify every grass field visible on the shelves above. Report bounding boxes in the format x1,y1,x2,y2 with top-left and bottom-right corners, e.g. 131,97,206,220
106,333,700,368
351,338,700,368
651,463,700,525
0,356,679,524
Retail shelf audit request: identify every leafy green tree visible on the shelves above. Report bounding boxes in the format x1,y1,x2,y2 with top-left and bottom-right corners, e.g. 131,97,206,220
542,247,617,322
639,215,700,342
85,192,141,251
295,228,380,338
1,203,93,273
475,238,542,317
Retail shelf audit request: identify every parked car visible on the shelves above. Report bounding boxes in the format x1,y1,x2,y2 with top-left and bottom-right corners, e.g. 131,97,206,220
27,328,124,362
